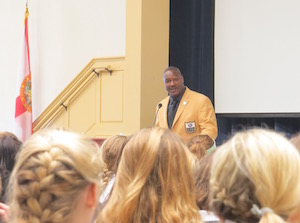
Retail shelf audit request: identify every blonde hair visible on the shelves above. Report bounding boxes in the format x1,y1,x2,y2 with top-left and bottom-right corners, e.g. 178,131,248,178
97,127,201,223
8,128,103,223
100,135,127,186
289,133,300,223
210,128,300,223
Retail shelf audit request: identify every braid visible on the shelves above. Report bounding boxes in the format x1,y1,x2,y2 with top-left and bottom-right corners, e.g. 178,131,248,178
7,129,103,223
210,173,260,223
100,135,127,187
13,147,87,223
210,129,300,223
102,164,114,186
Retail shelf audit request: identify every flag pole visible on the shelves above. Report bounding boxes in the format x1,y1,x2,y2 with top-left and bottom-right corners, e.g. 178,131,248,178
25,0,29,21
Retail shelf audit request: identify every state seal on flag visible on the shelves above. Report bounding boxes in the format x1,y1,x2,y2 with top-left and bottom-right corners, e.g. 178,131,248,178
20,74,32,113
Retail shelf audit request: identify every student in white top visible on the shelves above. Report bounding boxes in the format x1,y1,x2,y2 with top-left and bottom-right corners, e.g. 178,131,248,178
193,151,220,223
99,135,127,206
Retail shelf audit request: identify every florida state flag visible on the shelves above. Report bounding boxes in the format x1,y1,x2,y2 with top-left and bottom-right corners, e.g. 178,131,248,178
14,8,32,142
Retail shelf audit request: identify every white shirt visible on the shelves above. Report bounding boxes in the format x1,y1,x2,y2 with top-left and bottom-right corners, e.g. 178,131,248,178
99,175,115,204
199,210,220,223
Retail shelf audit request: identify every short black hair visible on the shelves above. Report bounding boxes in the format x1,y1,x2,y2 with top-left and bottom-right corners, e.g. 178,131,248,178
163,66,182,76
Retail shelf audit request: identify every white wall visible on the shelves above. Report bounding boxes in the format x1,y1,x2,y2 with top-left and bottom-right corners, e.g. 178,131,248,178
215,0,300,114
0,0,126,132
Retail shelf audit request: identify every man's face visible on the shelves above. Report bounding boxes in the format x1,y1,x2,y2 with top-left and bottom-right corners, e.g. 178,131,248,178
163,70,185,98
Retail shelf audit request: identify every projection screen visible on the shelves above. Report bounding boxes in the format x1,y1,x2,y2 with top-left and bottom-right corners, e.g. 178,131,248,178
214,0,300,116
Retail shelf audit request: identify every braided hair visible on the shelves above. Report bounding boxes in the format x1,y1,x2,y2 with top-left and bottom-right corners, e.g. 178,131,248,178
210,128,300,223
8,129,103,223
100,135,127,186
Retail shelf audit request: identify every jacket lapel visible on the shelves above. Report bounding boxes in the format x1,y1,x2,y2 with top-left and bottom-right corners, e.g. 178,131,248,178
172,87,190,127
160,97,170,128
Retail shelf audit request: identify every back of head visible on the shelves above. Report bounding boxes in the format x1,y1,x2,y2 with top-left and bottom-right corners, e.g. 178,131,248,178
289,133,300,223
100,135,127,185
194,151,214,210
8,128,103,223
98,127,201,223
0,132,22,202
210,128,300,223
188,135,214,159
0,132,22,172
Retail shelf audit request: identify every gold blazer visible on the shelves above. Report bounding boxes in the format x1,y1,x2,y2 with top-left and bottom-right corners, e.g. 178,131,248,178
155,87,218,143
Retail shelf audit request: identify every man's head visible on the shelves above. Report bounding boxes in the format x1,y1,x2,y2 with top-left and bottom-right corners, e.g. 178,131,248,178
163,66,185,98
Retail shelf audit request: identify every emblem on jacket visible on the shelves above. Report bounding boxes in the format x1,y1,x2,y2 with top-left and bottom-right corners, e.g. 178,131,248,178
185,121,196,133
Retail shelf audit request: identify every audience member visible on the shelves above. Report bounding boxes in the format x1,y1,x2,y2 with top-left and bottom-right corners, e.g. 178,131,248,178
99,135,127,205
7,128,103,223
193,152,220,223
96,127,201,223
289,133,300,223
210,128,300,223
194,151,213,210
187,135,215,159
0,132,22,202
0,202,9,222
290,133,300,152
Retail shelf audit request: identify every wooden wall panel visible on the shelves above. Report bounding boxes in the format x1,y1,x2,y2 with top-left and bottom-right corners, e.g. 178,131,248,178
100,71,123,122
48,110,67,129
69,77,97,133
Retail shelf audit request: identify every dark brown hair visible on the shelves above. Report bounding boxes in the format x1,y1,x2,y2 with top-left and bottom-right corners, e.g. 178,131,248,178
0,132,22,202
194,151,214,210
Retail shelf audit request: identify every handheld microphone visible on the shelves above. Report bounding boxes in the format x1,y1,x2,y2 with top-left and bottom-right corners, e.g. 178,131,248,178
152,103,162,127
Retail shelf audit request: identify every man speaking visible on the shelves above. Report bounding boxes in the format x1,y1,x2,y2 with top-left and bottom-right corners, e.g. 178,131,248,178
154,66,218,144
